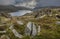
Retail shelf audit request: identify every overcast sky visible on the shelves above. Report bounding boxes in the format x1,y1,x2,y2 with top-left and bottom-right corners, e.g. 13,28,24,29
38,0,60,7
0,0,60,7
0,0,15,5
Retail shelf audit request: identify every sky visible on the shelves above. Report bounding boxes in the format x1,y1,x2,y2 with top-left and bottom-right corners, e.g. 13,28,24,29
38,0,60,7
0,0,37,9
15,0,37,9
0,0,15,5
0,0,60,7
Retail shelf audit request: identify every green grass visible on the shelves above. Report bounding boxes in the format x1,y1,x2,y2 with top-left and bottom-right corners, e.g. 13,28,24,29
0,8,60,39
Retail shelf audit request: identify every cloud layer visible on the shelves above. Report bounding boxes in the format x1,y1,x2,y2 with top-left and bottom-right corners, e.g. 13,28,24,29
0,0,15,5
0,0,60,8
15,0,37,9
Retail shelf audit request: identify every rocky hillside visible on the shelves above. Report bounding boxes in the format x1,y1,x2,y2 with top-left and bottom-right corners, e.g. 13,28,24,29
0,8,60,39
24,8,60,18
0,5,32,13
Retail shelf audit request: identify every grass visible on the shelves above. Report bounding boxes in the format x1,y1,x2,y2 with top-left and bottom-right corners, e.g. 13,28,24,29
0,8,60,39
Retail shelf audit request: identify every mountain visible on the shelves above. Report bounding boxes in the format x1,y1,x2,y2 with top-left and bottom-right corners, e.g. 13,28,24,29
0,5,32,13
23,8,60,18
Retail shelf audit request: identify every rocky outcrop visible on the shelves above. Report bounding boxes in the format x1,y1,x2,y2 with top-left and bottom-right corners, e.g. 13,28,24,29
25,22,41,36
37,26,41,35
0,35,10,39
9,25,23,38
0,31,6,33
56,21,60,24
0,25,7,33
16,21,24,25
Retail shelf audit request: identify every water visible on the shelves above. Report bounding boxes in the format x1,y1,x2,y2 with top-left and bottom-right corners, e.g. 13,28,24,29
9,10,32,16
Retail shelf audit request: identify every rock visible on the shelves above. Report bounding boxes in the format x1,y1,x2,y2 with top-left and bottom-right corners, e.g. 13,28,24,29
0,25,7,33
0,31,6,33
39,15,46,18
9,25,14,30
0,35,10,39
25,22,37,36
32,23,37,36
36,15,46,19
9,25,23,38
37,26,41,35
16,21,23,25
55,14,60,19
12,29,23,38
56,15,60,19
25,22,32,36
56,21,60,24
55,14,58,16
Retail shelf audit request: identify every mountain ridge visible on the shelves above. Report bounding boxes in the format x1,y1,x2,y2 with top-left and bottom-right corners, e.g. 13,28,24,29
0,5,32,13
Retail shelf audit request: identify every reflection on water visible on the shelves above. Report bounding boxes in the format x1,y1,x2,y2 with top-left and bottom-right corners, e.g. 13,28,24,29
9,10,32,16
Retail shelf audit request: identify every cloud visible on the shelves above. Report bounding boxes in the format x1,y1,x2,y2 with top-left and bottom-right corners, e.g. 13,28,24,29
15,0,37,9
0,0,15,5
0,0,60,8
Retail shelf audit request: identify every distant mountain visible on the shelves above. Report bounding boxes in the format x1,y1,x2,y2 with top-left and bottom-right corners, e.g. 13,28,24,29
0,5,32,13
23,8,60,18
34,6,60,10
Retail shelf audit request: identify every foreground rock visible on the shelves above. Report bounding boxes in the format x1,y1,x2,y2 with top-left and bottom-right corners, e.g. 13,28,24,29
0,31,6,33
9,25,23,38
56,21,60,24
0,25,7,33
0,35,10,39
16,21,24,25
37,26,41,35
25,22,41,36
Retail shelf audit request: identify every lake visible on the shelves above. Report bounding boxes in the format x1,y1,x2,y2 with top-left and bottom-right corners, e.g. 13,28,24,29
9,10,32,16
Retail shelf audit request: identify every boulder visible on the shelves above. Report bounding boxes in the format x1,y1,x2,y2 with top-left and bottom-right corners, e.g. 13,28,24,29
37,26,41,35
0,35,10,39
0,26,7,33
56,21,60,24
0,31,6,33
16,21,24,25
9,25,23,38
25,22,37,36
